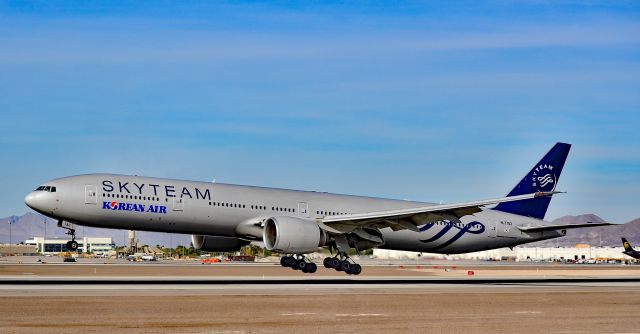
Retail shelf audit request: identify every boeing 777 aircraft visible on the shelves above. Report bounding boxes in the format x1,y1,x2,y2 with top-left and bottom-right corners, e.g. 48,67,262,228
25,142,611,275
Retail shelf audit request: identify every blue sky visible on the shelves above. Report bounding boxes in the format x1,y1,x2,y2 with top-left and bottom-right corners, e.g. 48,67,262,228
0,1,639,222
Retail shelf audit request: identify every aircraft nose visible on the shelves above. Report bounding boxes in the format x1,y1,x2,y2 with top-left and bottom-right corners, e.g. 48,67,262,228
24,191,46,211
24,192,37,209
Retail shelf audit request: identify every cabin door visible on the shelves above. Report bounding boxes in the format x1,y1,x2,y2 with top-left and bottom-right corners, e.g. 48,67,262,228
85,185,97,204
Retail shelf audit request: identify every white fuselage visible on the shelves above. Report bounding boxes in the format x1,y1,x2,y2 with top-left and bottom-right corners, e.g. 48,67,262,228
25,173,563,254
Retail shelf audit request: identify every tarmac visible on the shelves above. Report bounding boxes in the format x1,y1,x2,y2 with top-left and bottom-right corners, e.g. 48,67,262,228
1,260,639,333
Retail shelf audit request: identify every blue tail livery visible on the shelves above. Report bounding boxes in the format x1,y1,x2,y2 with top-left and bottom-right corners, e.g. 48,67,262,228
494,142,571,219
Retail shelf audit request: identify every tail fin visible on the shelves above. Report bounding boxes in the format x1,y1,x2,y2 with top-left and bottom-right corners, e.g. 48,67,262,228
494,142,571,219
622,238,635,252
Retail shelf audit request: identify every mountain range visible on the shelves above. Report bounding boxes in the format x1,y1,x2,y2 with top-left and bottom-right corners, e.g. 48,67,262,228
0,212,638,248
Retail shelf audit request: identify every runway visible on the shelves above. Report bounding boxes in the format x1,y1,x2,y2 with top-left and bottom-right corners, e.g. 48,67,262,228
2,282,639,334
1,262,639,333
2,277,640,285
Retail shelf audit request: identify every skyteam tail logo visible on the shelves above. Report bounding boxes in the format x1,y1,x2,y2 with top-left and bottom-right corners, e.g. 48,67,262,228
102,201,167,214
418,221,485,252
531,164,557,192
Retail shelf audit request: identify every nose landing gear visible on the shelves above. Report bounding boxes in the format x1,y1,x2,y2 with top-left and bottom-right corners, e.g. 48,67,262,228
58,220,79,251
280,255,317,273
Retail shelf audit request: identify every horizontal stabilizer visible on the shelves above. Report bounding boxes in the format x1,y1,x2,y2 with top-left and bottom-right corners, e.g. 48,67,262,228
517,222,613,233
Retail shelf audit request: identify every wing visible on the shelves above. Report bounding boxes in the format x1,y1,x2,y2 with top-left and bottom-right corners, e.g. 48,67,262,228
320,191,560,233
516,222,613,232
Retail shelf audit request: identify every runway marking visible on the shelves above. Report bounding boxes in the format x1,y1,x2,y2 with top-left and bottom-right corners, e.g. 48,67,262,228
280,312,316,316
513,310,543,314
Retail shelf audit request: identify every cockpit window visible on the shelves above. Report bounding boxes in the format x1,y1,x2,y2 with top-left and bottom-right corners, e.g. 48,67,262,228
35,186,56,192
35,186,45,191
50,187,56,192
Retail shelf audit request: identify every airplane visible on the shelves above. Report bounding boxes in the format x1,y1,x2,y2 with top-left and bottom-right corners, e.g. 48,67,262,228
621,238,640,260
24,142,612,275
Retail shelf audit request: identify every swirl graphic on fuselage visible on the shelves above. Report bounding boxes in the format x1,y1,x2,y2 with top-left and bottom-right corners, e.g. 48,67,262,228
537,174,554,188
418,221,485,252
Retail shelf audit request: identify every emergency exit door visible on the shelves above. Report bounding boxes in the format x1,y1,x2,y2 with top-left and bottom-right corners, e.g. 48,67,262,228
173,197,184,211
298,202,309,218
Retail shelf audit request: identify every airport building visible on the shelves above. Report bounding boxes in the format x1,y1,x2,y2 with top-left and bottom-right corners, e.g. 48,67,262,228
374,245,631,262
24,237,115,255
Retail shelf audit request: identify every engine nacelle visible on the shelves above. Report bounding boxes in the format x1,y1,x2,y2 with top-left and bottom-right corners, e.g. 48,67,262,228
263,216,327,254
191,235,250,252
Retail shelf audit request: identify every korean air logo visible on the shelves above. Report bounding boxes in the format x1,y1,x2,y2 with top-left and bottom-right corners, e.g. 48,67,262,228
531,164,556,192
102,201,167,214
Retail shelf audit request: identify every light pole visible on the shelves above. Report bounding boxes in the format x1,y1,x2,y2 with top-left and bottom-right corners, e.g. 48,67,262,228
8,217,13,256
43,218,47,254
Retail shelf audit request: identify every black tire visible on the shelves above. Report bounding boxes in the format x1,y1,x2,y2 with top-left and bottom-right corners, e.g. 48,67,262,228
280,256,289,267
305,262,317,274
340,260,352,272
323,257,332,268
329,258,340,269
295,259,307,271
67,240,78,251
284,256,296,267
351,264,362,275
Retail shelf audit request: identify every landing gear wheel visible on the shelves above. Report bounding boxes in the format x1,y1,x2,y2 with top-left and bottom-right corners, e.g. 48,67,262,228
304,262,317,274
349,264,362,275
323,257,332,268
66,240,78,251
329,258,341,270
340,260,352,272
280,256,291,267
294,259,307,271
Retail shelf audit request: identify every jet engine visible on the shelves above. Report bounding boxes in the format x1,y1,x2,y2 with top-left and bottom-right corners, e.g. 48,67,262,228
191,235,250,252
263,217,327,254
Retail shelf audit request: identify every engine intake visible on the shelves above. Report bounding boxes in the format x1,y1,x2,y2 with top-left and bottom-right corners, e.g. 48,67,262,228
191,235,250,252
263,217,326,254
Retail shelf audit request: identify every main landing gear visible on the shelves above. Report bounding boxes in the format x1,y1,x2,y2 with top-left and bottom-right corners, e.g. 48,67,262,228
58,220,79,251
323,256,362,275
280,255,318,273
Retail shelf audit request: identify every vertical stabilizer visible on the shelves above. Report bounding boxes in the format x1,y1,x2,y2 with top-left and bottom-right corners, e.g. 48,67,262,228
494,143,571,219
622,238,635,252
